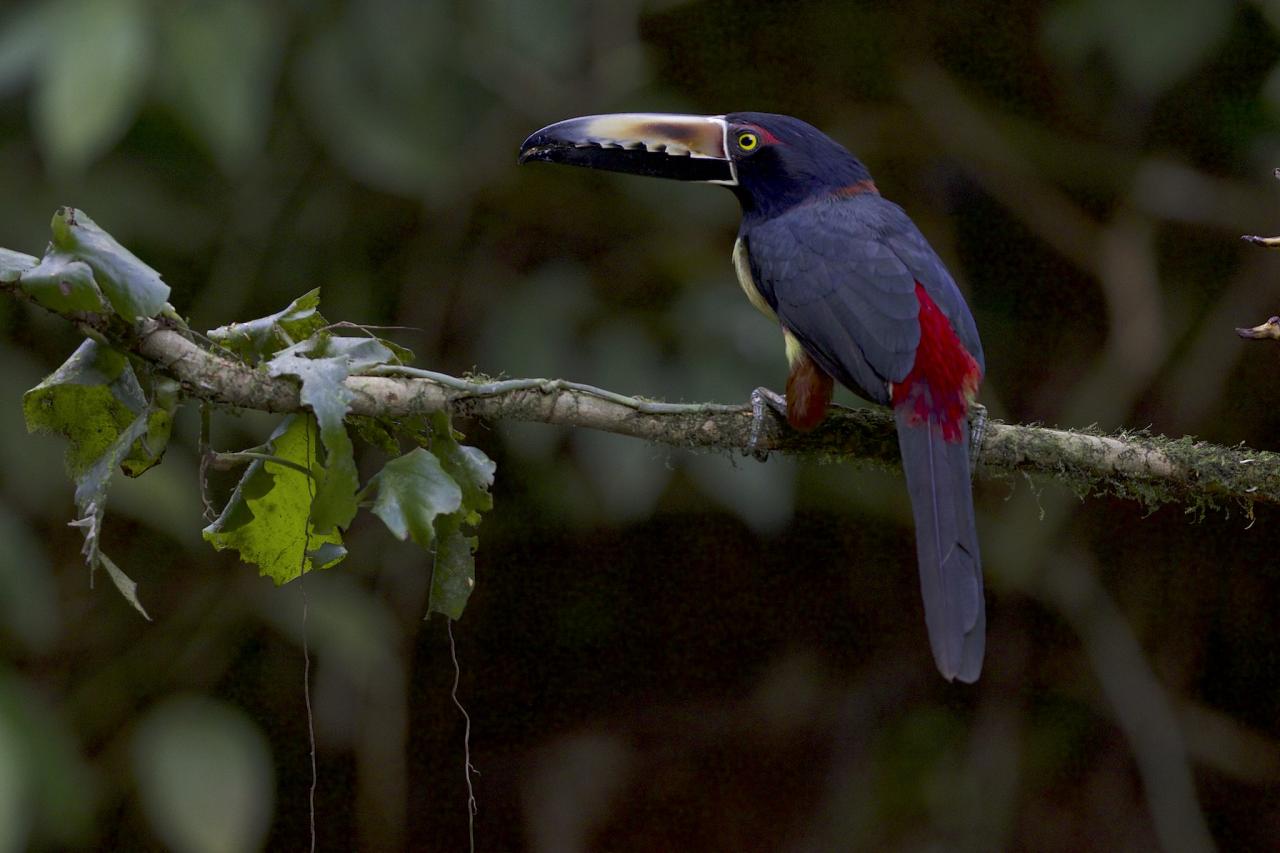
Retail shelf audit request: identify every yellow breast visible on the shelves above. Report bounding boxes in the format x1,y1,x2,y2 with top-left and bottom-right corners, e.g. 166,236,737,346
732,238,778,323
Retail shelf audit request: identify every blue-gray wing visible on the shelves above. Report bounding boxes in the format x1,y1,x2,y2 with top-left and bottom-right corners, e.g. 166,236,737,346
879,204,985,373
744,196,921,404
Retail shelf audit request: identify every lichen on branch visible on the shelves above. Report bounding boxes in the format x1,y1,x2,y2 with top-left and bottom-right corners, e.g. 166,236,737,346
25,302,1279,512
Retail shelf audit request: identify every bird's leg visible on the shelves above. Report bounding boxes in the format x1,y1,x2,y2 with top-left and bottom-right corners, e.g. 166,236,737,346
748,386,788,459
968,402,988,478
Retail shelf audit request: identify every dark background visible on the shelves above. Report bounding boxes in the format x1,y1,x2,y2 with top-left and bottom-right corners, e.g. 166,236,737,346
2,0,1279,850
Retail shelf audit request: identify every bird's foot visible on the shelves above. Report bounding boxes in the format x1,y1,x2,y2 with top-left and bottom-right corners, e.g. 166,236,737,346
968,402,988,479
748,386,788,460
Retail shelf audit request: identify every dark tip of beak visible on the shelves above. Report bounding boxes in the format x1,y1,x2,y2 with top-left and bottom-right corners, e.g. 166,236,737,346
517,130,562,165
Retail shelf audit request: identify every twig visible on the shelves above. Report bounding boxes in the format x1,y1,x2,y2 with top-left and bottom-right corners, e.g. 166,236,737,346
1236,315,1280,341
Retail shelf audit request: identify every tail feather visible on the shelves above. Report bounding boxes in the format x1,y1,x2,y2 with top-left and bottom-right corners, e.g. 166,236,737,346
895,409,985,682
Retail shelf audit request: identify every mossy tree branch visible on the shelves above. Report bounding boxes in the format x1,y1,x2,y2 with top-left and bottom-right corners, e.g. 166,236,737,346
8,280,1273,513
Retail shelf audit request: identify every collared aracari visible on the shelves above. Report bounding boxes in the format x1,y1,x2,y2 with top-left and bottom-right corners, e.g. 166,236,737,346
519,113,986,682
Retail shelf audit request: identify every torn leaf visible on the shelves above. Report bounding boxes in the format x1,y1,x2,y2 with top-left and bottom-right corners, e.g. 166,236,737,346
362,447,462,548
49,207,170,319
203,415,345,584
208,288,326,361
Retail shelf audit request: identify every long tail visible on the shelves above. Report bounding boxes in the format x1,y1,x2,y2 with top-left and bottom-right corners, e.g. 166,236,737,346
894,410,985,682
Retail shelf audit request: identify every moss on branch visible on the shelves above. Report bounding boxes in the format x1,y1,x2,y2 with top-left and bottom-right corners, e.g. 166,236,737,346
34,305,1274,511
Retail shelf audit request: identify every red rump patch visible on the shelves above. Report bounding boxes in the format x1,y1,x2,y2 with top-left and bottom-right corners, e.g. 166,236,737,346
891,283,982,443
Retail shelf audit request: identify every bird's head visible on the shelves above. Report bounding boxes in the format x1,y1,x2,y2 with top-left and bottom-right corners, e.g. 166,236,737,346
518,112,874,221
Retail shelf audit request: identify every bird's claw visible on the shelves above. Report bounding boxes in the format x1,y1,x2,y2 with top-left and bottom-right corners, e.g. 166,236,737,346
748,387,788,460
968,403,988,479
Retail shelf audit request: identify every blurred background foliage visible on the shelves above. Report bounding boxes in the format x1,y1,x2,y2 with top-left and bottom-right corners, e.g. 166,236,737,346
1,0,1280,849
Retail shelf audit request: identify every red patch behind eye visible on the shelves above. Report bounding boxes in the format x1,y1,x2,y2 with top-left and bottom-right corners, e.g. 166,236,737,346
741,123,781,145
891,284,981,443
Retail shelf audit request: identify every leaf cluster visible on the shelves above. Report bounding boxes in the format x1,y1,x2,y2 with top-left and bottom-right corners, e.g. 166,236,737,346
9,209,494,621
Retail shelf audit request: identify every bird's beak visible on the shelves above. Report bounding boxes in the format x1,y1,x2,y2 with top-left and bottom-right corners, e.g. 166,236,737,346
518,113,737,185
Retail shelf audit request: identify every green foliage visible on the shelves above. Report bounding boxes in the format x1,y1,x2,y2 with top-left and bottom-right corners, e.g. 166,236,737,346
202,415,346,585
362,414,494,620
19,254,180,618
11,206,170,321
207,288,326,362
266,334,395,533
9,208,495,620
0,249,38,282
69,410,154,617
47,207,170,319
363,447,462,547
24,339,145,475
429,513,478,621
19,251,108,314
126,375,179,478
429,410,497,522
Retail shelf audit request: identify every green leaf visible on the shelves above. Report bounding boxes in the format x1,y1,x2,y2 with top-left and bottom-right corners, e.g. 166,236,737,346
24,339,145,476
18,251,109,314
25,339,175,617
428,411,495,522
69,411,152,618
121,375,179,478
362,447,462,548
207,288,325,362
266,348,354,532
203,415,345,584
306,542,347,567
396,414,494,620
98,552,148,620
374,335,414,366
266,334,394,533
158,0,280,174
69,411,147,558
351,415,400,456
131,696,273,853
429,513,476,620
0,249,38,283
312,335,397,371
34,0,151,173
49,208,170,320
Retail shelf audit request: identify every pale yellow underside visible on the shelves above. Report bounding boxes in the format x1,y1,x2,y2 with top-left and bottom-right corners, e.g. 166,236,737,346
732,238,806,368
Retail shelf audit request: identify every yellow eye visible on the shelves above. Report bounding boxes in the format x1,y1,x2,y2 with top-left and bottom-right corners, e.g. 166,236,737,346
737,132,759,151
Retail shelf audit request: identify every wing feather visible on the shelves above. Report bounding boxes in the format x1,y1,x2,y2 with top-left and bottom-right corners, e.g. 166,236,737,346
745,197,924,401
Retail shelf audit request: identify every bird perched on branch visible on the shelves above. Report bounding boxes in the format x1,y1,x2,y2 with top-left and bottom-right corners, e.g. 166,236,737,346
519,112,986,682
